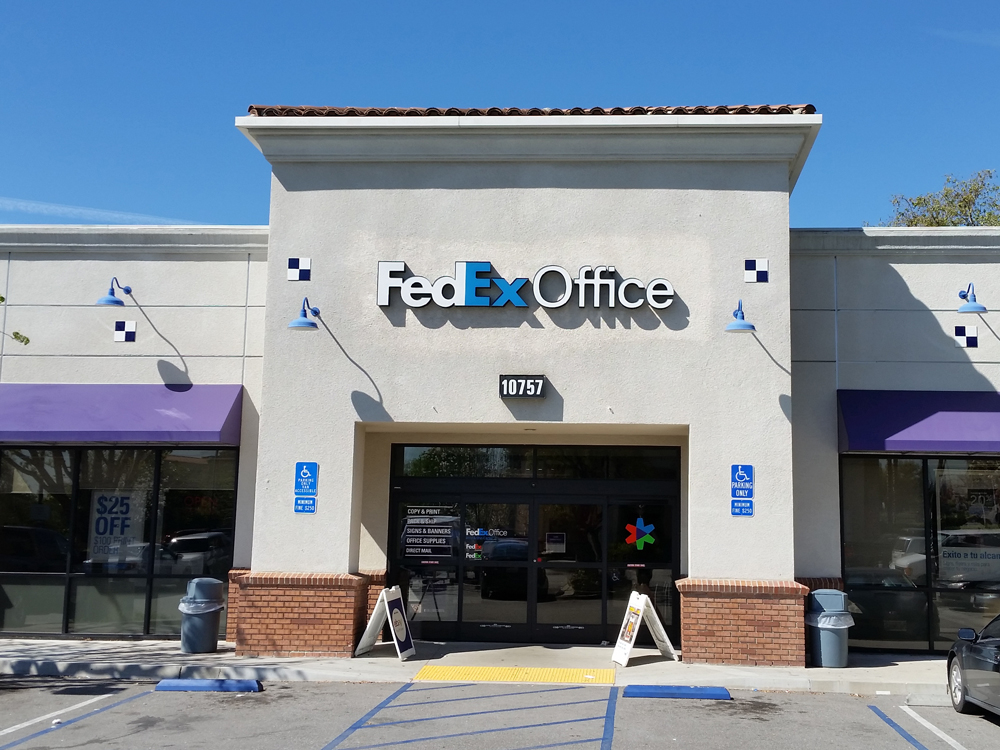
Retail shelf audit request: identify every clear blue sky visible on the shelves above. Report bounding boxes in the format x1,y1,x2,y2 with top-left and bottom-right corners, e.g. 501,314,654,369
1,1,997,228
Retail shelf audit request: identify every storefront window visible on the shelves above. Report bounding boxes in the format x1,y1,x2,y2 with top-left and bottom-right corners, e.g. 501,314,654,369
154,449,236,578
536,568,602,623
536,447,608,479
0,446,238,636
69,577,147,634
462,567,529,622
401,446,532,478
536,504,602,563
0,449,73,574
399,566,457,623
398,498,460,563
842,455,1000,651
74,449,155,576
608,502,671,564
465,503,528,561
842,457,925,583
930,459,1000,646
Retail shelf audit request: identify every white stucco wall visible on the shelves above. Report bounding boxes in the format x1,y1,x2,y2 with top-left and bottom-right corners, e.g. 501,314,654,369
789,227,1000,578
0,226,269,567
240,114,821,580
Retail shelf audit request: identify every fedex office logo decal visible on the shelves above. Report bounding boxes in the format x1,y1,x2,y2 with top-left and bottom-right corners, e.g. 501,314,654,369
377,261,674,310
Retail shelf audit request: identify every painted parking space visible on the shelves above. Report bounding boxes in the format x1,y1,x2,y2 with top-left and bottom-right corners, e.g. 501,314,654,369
1,678,999,749
322,682,618,750
0,678,131,740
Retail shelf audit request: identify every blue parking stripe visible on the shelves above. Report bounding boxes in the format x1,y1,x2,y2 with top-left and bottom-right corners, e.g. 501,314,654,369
389,685,584,707
404,683,476,692
321,683,412,750
346,715,605,750
867,706,930,750
509,740,602,750
0,690,153,750
364,698,606,727
600,687,618,750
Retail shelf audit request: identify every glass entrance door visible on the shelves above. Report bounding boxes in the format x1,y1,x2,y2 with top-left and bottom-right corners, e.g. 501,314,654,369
388,444,681,645
533,498,605,642
460,497,531,641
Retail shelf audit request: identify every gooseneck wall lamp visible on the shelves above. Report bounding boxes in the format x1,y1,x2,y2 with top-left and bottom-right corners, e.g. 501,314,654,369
725,299,756,333
95,277,132,306
288,297,321,330
958,283,987,314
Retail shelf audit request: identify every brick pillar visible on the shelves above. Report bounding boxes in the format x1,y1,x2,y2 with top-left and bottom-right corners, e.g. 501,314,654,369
226,568,250,643
675,578,809,666
360,569,387,619
232,572,371,657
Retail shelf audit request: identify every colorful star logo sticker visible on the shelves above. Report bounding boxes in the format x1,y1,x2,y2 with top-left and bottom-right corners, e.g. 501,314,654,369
625,517,655,550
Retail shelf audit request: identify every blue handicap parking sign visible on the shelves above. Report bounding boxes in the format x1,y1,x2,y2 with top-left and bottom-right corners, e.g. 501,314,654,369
294,496,316,514
295,462,318,495
731,465,754,499
731,499,754,517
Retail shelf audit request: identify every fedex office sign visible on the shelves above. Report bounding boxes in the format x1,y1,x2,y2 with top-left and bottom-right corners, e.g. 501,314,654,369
377,261,674,309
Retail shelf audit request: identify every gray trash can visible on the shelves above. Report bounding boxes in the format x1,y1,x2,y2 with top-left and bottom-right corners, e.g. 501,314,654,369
806,589,854,668
178,578,225,654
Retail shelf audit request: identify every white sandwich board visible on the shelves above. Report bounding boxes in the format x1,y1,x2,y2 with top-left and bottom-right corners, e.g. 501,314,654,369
611,590,678,667
354,585,416,660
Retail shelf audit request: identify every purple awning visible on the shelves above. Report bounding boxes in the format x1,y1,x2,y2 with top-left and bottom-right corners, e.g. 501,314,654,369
0,384,243,445
838,390,1000,453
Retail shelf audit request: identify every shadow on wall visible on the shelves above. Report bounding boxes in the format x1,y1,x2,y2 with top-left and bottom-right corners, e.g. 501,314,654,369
779,394,792,422
503,380,564,422
352,391,392,422
852,262,994,392
157,360,192,392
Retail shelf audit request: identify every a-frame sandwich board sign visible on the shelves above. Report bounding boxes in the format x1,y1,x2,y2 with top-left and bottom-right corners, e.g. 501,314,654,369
611,590,678,667
354,585,416,660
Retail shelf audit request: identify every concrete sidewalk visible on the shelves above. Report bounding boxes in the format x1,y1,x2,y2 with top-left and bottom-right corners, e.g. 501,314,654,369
0,638,948,698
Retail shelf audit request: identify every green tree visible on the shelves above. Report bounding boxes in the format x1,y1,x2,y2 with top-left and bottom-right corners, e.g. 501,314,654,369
0,295,28,345
883,169,1000,227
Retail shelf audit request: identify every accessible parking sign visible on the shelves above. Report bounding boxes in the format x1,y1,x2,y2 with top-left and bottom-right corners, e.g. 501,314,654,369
731,465,754,517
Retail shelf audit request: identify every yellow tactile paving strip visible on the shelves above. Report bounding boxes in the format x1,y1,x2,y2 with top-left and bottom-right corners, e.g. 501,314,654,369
413,665,616,685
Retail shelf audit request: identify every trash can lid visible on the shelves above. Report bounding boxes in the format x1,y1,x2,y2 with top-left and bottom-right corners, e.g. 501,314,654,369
186,577,225,602
809,588,849,612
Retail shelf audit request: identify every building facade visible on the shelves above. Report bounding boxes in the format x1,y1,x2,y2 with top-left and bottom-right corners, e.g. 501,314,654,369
1,105,998,665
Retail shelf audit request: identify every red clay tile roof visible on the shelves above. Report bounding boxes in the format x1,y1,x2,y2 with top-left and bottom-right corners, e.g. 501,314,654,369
246,104,816,117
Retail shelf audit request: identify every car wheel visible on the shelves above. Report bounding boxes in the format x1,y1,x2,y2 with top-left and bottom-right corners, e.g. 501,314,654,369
949,658,975,714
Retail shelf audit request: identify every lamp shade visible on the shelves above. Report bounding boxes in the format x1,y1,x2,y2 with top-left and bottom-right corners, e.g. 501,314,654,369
725,300,756,333
288,310,319,330
96,291,125,306
288,297,321,329
95,277,131,306
958,284,987,314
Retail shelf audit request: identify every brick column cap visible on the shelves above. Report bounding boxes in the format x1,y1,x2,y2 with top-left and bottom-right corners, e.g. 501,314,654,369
675,578,809,596
237,571,368,588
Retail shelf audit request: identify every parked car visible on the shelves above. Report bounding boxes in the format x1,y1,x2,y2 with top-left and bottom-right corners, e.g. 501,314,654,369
890,535,927,580
948,612,1000,715
166,532,231,576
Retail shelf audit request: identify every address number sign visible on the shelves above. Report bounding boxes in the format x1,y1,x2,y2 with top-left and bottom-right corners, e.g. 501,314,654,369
499,375,545,399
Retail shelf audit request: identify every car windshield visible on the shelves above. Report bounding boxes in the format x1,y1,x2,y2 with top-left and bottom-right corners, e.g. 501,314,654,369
170,538,211,553
894,537,924,554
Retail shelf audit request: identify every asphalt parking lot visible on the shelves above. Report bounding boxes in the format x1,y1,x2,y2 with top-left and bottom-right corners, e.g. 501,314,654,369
1,677,999,750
